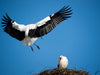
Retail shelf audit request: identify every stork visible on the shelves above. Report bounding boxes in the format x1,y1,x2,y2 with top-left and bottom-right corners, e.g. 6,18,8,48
1,6,72,51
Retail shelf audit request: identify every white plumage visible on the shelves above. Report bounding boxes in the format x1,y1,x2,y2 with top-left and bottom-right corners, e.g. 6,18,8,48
12,22,38,46
2,6,72,51
58,55,68,69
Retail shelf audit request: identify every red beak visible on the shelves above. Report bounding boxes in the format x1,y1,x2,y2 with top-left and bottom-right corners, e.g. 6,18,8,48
59,57,61,60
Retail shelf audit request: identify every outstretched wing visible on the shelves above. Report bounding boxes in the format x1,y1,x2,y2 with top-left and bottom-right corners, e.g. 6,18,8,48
1,13,25,41
29,6,72,37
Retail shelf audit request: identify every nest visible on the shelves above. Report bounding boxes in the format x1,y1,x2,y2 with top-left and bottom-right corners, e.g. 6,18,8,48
37,68,89,75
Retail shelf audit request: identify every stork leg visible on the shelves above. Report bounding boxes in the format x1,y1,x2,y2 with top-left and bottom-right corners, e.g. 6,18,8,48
34,43,40,50
30,45,33,51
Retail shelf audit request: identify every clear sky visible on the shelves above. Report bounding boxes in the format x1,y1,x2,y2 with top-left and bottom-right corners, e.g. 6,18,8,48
0,0,100,75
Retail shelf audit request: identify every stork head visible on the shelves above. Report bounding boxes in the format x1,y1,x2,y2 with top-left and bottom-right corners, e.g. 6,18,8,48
59,55,67,60
58,55,68,69
59,56,62,60
11,20,14,23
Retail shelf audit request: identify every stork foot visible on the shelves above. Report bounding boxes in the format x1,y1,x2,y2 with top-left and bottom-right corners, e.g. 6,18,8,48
30,46,33,51
37,45,40,49
34,43,40,50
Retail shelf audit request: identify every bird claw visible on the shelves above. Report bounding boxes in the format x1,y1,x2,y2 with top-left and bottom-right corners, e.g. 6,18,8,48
30,46,33,51
33,43,40,50
37,46,40,50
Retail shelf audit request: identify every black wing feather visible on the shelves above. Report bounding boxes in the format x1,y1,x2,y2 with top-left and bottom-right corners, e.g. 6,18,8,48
29,6,72,37
1,14,25,41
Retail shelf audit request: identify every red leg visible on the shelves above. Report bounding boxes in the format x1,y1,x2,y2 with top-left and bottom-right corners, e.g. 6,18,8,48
30,46,33,51
34,43,40,50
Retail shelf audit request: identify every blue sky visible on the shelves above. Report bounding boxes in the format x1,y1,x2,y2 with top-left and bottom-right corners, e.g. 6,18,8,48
0,0,100,75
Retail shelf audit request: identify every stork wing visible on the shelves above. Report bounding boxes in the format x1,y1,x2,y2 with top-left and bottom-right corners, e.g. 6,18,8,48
29,6,72,37
2,13,25,41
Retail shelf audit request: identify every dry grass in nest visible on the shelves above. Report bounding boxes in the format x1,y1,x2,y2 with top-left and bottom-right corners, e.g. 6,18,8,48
37,68,89,75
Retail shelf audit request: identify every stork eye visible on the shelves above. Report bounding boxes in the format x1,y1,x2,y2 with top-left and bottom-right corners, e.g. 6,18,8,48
11,21,14,23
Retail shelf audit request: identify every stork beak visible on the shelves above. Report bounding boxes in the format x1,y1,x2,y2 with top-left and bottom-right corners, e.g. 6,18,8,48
59,57,61,60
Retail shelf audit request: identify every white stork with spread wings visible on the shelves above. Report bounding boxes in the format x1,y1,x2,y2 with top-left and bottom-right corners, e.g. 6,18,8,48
2,6,72,51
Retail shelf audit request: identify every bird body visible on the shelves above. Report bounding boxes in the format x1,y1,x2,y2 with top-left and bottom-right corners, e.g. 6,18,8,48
11,21,38,46
2,6,72,50
58,55,68,69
